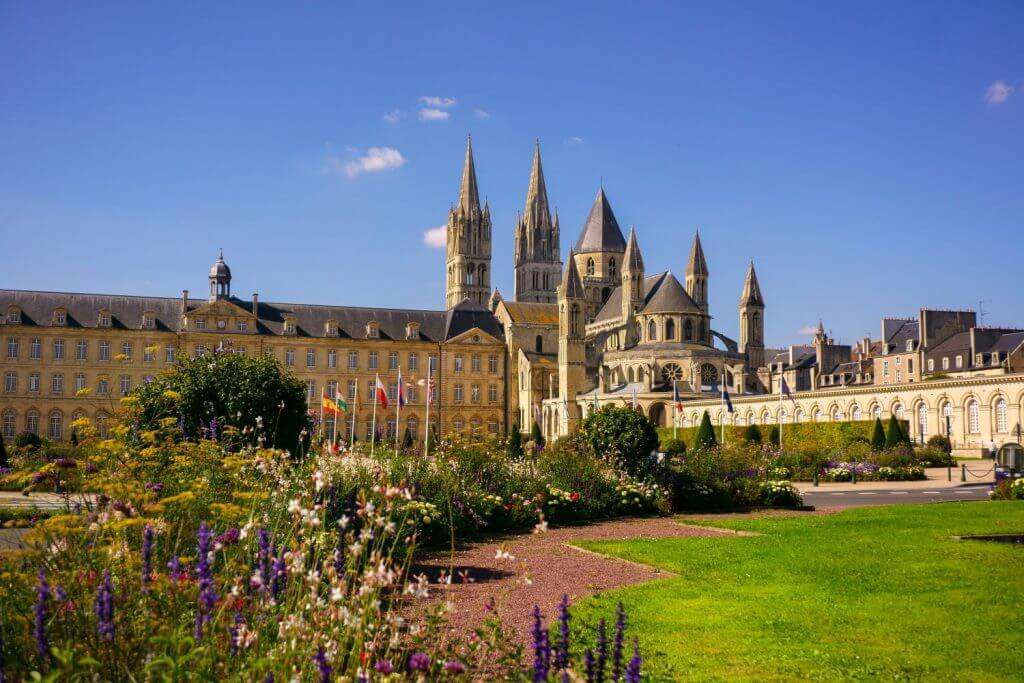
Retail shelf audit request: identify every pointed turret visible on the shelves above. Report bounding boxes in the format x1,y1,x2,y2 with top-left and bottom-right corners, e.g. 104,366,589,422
739,261,764,307
621,227,645,345
623,226,644,273
457,135,480,215
560,250,585,300
524,140,550,221
513,141,561,303
686,230,709,276
684,230,709,309
574,187,627,253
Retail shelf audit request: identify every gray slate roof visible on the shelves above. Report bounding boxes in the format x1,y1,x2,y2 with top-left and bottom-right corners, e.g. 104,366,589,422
640,271,701,314
574,188,627,253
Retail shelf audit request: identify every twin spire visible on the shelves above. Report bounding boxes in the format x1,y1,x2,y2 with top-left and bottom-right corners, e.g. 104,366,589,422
457,135,481,215
740,261,764,307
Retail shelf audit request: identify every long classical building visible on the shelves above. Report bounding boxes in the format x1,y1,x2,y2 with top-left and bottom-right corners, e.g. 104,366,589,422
3,136,1024,454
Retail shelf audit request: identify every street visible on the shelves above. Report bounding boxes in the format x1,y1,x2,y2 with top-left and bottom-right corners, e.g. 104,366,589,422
804,484,992,508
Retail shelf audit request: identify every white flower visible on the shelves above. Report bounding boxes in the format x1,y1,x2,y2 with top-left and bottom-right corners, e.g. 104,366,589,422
287,498,301,514
495,548,515,562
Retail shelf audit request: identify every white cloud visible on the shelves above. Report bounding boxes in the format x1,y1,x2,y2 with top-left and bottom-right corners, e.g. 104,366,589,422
326,147,406,179
423,224,446,248
798,326,818,335
383,109,403,124
473,108,490,119
564,136,584,146
985,80,1014,105
419,108,450,121
419,96,457,108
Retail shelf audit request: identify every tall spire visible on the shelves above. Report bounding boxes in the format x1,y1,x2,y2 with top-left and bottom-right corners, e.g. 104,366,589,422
457,134,480,214
623,226,644,272
686,230,709,277
739,261,764,307
524,139,550,219
574,186,627,253
560,250,584,299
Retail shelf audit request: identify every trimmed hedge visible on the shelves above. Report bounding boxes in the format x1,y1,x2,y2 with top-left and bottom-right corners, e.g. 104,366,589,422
658,418,910,453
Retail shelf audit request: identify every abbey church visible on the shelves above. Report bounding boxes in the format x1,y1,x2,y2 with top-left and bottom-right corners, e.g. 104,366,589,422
2,137,1024,455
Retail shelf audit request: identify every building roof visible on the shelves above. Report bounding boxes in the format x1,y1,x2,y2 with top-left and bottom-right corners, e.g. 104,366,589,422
623,227,644,272
0,289,503,343
739,261,764,307
457,135,481,214
882,318,919,350
560,251,586,299
990,331,1024,354
501,301,559,326
686,232,709,277
573,187,627,253
640,271,701,314
593,273,661,324
927,330,971,354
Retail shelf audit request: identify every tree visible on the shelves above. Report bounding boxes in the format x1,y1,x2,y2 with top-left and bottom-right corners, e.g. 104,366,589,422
70,429,79,447
693,411,717,452
133,351,311,451
743,424,762,444
0,436,8,469
767,425,780,448
660,438,686,456
531,420,545,448
507,425,525,459
579,405,660,477
13,432,42,452
871,417,887,451
401,427,414,451
883,415,909,450
926,434,952,454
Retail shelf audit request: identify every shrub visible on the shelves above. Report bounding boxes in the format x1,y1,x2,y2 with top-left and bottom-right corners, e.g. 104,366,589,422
531,420,545,448
507,426,525,459
660,438,686,456
871,417,887,451
915,445,955,467
133,350,310,450
743,424,762,444
927,434,952,454
884,415,912,450
13,431,42,452
578,405,659,477
693,411,717,452
0,435,8,469
990,478,1024,500
767,425,780,448
758,480,803,507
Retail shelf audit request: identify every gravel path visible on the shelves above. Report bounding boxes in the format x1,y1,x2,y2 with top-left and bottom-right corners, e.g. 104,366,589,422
414,516,734,641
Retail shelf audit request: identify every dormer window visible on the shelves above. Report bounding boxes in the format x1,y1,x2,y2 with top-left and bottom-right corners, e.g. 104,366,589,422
53,309,66,326
406,321,420,340
141,312,156,329
6,306,20,324
283,317,296,335
194,318,206,330
325,319,339,336
906,340,914,352
236,320,248,332
98,310,111,328
366,321,379,339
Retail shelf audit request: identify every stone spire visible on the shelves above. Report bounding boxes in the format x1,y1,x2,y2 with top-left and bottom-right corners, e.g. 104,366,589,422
686,230,709,277
560,250,585,300
457,134,480,215
623,226,644,273
739,261,764,307
524,140,550,225
684,230,709,309
513,140,561,303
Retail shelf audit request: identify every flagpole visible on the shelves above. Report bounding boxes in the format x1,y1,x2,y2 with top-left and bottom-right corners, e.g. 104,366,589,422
331,384,338,450
720,379,726,444
778,367,784,451
350,381,357,452
370,374,378,456
394,372,401,455
672,383,678,440
319,390,325,443
424,364,432,458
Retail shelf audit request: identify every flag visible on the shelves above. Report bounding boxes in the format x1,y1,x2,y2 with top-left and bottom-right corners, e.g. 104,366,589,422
333,393,349,412
374,374,388,408
672,382,683,411
722,385,734,413
321,392,343,416
397,370,407,407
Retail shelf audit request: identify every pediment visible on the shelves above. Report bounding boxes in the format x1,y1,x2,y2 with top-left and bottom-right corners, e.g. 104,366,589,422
189,299,253,318
446,326,503,346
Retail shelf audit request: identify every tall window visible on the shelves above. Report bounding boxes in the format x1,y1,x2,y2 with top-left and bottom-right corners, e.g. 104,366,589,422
4,372,16,393
454,355,463,373
326,380,338,398
684,319,693,341
26,410,40,435
488,384,498,403
6,337,18,359
955,355,963,369
306,349,316,368
488,354,498,373
48,411,62,440
143,345,154,363
471,385,481,403
535,335,544,353
97,377,109,395
586,258,594,276
917,403,928,438
120,375,132,395
927,359,934,372
409,352,419,371
368,352,378,370
30,338,41,359
666,318,676,340
2,410,16,440
648,319,657,341
165,347,176,363
967,400,980,434
453,384,463,402
74,373,86,392
348,351,358,370
76,340,88,360
285,349,295,366
995,398,1007,433
53,339,65,360
121,341,132,360
28,373,40,392
389,352,398,371
347,379,357,400
608,257,617,278
306,380,316,402
471,354,481,373
893,403,904,420
429,355,438,373
51,373,63,395
327,350,337,368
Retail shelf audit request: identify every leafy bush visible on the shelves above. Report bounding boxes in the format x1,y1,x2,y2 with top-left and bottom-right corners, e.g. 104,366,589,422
133,350,310,450
926,435,952,454
0,435,8,468
767,425,780,448
743,424,762,444
871,417,887,451
693,411,717,452
915,445,955,467
578,405,659,478
758,480,803,507
989,478,1024,500
660,438,686,456
507,426,525,459
660,419,909,454
13,431,42,452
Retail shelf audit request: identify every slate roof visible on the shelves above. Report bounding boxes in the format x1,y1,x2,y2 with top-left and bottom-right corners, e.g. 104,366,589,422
501,301,558,326
0,289,503,343
882,319,919,351
928,331,971,353
640,271,701,314
574,188,627,253
990,331,1024,354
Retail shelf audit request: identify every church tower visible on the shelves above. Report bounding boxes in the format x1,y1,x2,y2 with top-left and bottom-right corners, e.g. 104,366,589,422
572,187,628,320
739,261,765,369
685,231,709,310
620,227,644,347
445,135,492,309
514,141,562,303
557,251,586,434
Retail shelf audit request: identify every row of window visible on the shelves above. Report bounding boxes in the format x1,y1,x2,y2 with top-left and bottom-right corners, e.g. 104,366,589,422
4,337,175,364
304,378,499,405
1,408,109,441
3,371,144,396
642,316,706,343
5,307,144,329
925,353,1002,373
282,349,499,373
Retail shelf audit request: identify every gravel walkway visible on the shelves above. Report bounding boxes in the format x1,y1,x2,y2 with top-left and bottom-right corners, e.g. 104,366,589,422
414,516,734,641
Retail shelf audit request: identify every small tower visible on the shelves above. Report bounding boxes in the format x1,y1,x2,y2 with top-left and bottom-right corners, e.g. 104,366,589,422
445,135,492,309
620,227,644,347
572,187,627,319
514,141,562,303
685,231,709,310
209,249,231,302
557,251,586,435
738,261,765,369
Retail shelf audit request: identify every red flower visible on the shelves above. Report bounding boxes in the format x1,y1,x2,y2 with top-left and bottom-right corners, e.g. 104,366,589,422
360,651,369,664
570,492,580,502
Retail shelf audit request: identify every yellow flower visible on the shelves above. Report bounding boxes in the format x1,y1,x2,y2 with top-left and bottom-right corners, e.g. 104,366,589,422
75,387,93,397
210,502,246,522
161,491,196,506
162,390,182,402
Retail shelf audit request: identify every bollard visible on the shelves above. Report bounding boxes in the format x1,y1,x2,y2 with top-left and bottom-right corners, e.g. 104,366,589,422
813,471,819,487
947,464,952,482
961,464,966,482
851,469,857,485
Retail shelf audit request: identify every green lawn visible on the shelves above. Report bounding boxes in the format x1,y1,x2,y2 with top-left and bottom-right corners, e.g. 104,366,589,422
572,503,1024,681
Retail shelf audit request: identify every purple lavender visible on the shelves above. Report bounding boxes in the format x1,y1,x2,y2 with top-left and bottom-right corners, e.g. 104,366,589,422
596,618,608,682
54,586,68,603
584,649,596,682
167,556,187,582
141,525,154,589
194,522,218,639
313,646,331,682
612,603,626,683
229,610,244,656
408,652,430,672
33,568,50,660
532,605,548,682
94,569,115,641
374,660,394,674
443,660,466,674
216,527,240,546
257,528,272,592
555,594,570,672
209,418,219,441
626,638,642,683
270,549,286,600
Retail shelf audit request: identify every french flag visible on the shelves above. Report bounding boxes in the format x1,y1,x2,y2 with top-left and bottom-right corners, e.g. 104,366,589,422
397,370,407,407
374,374,389,408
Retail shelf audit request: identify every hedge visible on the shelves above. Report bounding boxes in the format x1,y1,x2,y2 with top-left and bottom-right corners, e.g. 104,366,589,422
658,418,911,453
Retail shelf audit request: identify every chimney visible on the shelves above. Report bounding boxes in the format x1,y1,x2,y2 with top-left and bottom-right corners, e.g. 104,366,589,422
252,292,259,317
182,290,189,314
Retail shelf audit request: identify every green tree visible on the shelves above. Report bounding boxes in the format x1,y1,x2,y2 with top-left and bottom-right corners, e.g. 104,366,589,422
743,424,762,444
507,425,525,459
133,351,310,450
660,438,686,456
693,411,718,452
579,405,660,477
884,415,906,450
926,434,952,454
401,427,414,451
871,417,887,451
531,420,545,448
0,435,8,469
767,425,780,448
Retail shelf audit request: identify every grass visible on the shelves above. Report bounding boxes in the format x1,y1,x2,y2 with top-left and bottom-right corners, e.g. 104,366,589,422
572,502,1024,681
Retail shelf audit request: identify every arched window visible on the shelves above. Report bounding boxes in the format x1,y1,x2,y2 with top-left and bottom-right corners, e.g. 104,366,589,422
532,271,539,289
48,411,63,441
2,410,16,440
684,319,693,341
813,408,822,422
893,403,904,420
586,258,595,276
634,322,641,342
570,304,580,337
941,402,952,434
793,408,803,423
779,408,788,424
851,405,862,420
608,258,616,278
535,335,543,354
751,312,761,342
918,403,928,438
665,318,676,340
698,320,706,341
478,265,486,285
967,400,980,434
407,417,419,437
96,412,109,438
26,410,40,435
628,367,635,383
648,319,657,341
995,398,1007,433
872,404,881,420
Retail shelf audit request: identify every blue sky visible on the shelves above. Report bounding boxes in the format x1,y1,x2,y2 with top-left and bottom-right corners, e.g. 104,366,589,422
1,1,1021,347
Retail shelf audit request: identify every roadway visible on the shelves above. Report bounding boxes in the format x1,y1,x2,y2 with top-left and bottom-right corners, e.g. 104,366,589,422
803,484,992,508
